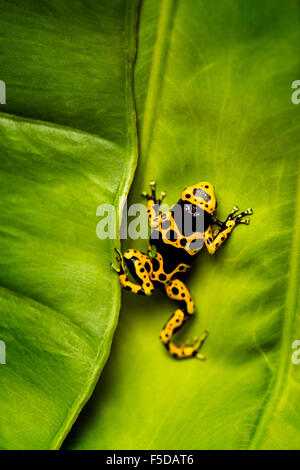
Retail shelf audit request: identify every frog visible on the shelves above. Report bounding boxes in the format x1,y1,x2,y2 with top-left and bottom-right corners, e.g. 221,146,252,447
111,181,253,360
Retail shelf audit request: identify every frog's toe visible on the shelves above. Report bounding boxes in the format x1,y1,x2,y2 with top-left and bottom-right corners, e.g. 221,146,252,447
228,205,239,217
141,182,159,201
193,330,209,350
225,206,239,222
157,191,167,204
196,353,206,360
112,248,126,274
110,262,121,273
239,217,250,225
114,247,122,261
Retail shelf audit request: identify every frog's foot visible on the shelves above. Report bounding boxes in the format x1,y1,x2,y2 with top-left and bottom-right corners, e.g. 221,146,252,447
141,181,167,205
110,248,127,275
213,206,239,231
231,207,253,225
193,331,209,360
217,206,253,227
168,331,209,360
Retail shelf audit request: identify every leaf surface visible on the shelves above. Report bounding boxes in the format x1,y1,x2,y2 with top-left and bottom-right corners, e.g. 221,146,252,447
0,0,139,449
66,0,300,450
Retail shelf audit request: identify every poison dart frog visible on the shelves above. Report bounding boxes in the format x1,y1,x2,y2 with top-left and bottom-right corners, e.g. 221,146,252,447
111,181,253,360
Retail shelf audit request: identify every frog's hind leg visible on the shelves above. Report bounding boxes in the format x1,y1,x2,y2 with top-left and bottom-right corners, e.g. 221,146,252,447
160,279,208,359
111,248,154,296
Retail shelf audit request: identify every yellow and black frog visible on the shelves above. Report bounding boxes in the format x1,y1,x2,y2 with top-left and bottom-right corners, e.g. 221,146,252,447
111,181,253,360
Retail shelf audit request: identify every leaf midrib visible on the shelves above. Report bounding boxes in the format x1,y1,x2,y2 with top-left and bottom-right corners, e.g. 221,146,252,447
140,0,177,161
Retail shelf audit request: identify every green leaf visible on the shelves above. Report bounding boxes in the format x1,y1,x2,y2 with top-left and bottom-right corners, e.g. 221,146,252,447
65,0,300,450
0,0,139,449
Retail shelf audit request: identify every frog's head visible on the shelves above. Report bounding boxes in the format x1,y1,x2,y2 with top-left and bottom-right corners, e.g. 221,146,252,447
181,181,217,215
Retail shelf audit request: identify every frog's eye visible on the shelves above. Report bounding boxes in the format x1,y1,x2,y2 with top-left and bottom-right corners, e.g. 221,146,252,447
193,188,211,202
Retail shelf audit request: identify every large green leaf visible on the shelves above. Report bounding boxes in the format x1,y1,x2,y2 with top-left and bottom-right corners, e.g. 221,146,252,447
0,0,139,449
65,0,300,450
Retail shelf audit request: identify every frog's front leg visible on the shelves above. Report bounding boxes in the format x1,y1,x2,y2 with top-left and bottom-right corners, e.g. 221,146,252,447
141,181,167,227
205,206,253,254
160,279,208,359
111,248,154,296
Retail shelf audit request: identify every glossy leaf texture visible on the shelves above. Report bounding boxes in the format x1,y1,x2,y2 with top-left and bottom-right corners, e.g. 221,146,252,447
66,0,300,450
0,0,139,449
